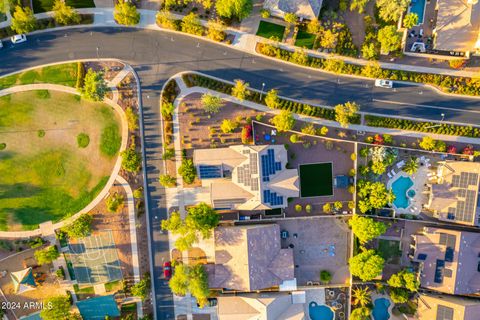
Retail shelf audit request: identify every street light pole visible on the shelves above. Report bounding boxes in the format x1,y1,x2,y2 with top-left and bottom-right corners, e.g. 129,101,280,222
424,113,446,129
96,47,99,61
260,82,266,101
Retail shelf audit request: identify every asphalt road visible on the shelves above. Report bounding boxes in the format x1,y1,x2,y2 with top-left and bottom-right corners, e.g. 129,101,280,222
1,26,480,320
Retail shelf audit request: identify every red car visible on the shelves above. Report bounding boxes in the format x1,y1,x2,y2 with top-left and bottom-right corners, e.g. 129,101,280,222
163,261,172,279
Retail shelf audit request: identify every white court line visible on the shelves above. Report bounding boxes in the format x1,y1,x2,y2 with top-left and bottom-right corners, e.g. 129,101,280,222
372,99,480,115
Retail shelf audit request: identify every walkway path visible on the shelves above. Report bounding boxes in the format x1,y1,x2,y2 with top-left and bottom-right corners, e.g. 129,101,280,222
1,8,479,79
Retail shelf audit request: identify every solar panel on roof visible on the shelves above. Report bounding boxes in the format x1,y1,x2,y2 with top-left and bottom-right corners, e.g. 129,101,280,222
199,165,222,179
469,173,479,185
434,259,445,284
445,247,454,262
452,175,460,187
417,253,427,260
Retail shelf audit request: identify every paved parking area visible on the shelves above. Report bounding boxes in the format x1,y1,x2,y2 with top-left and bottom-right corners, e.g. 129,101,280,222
277,217,351,286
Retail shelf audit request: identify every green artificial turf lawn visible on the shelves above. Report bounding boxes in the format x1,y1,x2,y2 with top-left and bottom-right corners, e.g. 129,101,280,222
32,0,95,13
299,163,333,197
0,91,121,231
0,63,78,90
256,21,285,40
295,29,316,49
377,239,402,263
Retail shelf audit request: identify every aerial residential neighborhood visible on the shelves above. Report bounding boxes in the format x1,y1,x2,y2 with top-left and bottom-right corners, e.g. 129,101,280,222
2,0,480,318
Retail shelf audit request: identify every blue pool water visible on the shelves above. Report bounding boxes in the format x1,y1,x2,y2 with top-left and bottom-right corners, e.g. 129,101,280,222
372,298,391,320
392,176,414,209
409,0,426,24
408,189,416,197
309,302,334,320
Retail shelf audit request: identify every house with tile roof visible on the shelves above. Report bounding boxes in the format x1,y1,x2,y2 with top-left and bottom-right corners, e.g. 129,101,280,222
193,145,299,211
417,293,480,320
412,227,480,295
263,0,322,20
205,224,295,292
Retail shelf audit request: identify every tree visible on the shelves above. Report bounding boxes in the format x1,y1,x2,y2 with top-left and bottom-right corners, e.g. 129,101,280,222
390,287,409,304
206,19,226,42
121,144,142,173
221,119,238,133
169,264,210,308
35,246,60,265
301,123,316,135
284,12,297,25
125,107,139,132
320,29,338,49
290,48,308,65
320,270,332,283
215,0,252,20
349,215,387,244
319,126,328,136
178,158,197,184
307,18,322,34
181,13,203,35
114,0,140,25
201,93,224,114
378,25,401,53
131,273,151,301
169,263,189,296
388,269,420,292
159,174,176,187
270,110,295,132
161,101,175,120
362,42,378,60
156,10,177,30
352,286,371,307
403,13,418,28
376,0,410,22
106,192,124,213
371,160,387,175
436,140,447,152
264,89,279,109
335,101,359,128
40,296,71,320
52,0,80,26
81,68,108,101
260,8,270,18
402,157,418,175
11,6,36,34
350,307,371,320
290,134,299,143
231,79,249,101
349,249,384,281
350,0,369,13
63,214,92,239
356,180,395,213
419,136,436,151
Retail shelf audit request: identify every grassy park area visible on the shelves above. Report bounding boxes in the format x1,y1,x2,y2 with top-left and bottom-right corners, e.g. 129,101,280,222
32,0,95,13
0,63,78,90
256,21,285,40
295,29,316,49
0,91,121,231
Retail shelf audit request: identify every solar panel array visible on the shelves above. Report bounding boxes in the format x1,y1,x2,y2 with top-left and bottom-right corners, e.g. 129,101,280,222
436,305,454,320
439,233,456,262
236,151,259,191
434,259,445,284
261,149,282,182
446,171,479,222
263,189,284,206
198,165,222,179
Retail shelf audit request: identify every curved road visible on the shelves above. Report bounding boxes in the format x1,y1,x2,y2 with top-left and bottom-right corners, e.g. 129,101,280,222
1,27,480,320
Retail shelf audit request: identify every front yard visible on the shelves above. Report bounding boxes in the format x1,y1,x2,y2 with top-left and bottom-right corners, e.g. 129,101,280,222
256,20,285,40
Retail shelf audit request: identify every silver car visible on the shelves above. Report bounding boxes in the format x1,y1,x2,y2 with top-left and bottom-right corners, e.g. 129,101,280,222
11,34,27,44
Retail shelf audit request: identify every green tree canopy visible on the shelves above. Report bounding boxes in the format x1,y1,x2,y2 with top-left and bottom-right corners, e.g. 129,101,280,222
159,174,176,187
35,245,60,265
121,143,142,173
376,0,410,22
350,0,369,13
265,89,279,109
169,263,189,296
402,157,418,175
307,18,322,34
81,68,108,101
201,93,224,114
403,13,418,28
63,214,92,239
52,0,80,25
40,295,71,320
419,136,436,151
378,25,401,53
131,272,151,301
357,180,395,213
349,249,385,281
156,10,177,30
389,287,409,304
181,13,203,35
169,264,210,308
270,110,295,132
284,12,297,24
231,79,249,101
11,6,36,34
352,286,371,307
220,119,238,133
349,215,387,244
320,29,338,49
215,0,252,20
335,101,359,128
114,0,140,25
350,307,371,320
206,19,226,41
125,107,139,132
178,158,197,184
387,269,420,292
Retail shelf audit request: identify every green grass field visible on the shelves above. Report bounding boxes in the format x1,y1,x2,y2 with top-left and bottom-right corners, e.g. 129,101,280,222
0,91,121,231
377,239,402,264
295,29,316,49
299,163,333,197
32,0,95,13
0,63,78,90
256,21,285,40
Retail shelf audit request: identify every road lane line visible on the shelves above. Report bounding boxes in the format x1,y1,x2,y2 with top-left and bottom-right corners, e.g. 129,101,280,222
372,99,480,115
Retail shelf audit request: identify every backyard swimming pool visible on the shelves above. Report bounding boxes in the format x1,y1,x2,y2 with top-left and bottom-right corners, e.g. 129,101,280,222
409,0,426,24
372,298,391,320
392,176,414,209
309,302,333,320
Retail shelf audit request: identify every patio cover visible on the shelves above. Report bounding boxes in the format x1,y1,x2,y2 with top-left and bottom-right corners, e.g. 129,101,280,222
11,267,36,294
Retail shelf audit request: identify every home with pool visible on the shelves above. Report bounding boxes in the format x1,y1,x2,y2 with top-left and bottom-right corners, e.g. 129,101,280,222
411,227,480,294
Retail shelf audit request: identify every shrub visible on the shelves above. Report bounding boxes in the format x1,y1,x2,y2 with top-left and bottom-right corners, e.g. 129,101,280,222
220,119,237,133
114,0,140,25
36,90,50,99
260,8,270,18
75,62,85,90
241,124,253,144
162,147,175,160
323,202,332,213
38,130,46,137
62,214,92,239
181,13,203,35
295,204,302,212
320,270,332,283
0,143,6,150
106,192,125,213
81,68,107,101
121,143,142,173
305,204,312,213
449,59,466,69
179,158,197,184
156,10,177,30
125,107,139,132
35,246,59,265
133,187,143,199
159,174,176,187
77,133,90,148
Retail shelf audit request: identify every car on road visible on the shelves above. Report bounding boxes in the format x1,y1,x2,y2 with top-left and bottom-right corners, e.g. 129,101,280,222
375,79,393,89
163,261,172,279
11,34,27,44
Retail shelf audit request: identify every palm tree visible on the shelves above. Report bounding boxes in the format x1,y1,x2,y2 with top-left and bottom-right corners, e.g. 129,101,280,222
402,157,419,175
352,286,372,307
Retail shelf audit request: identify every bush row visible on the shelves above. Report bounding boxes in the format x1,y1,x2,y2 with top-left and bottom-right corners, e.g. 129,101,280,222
182,73,360,124
366,115,480,138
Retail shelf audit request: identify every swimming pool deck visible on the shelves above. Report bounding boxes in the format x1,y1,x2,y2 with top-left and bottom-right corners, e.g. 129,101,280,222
387,166,429,215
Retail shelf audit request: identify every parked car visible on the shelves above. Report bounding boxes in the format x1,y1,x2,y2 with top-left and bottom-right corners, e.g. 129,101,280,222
375,79,393,89
163,261,172,279
11,34,27,44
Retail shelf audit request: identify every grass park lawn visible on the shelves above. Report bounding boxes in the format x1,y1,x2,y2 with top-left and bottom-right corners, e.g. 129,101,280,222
256,21,285,40
299,163,333,197
0,63,78,90
32,0,95,13
0,91,121,231
295,29,316,49
105,280,122,292
377,239,402,264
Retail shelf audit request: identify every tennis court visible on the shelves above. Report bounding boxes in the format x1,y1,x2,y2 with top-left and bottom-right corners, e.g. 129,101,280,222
67,231,123,286
76,295,120,320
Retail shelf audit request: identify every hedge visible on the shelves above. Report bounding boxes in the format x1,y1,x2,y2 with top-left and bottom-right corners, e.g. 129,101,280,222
182,73,361,124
